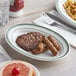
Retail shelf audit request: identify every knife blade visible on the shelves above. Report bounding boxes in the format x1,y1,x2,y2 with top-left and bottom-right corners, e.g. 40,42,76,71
45,13,76,33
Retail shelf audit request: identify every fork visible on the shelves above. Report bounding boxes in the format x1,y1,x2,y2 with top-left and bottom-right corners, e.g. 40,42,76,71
42,13,76,34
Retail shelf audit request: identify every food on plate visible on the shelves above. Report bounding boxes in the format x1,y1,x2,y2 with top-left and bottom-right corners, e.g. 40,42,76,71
16,32,61,56
32,42,48,54
0,60,36,76
43,36,58,56
48,36,61,51
16,32,43,51
63,0,76,20
32,42,44,54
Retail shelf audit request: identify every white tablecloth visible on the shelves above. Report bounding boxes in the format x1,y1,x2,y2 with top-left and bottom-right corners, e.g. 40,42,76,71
0,0,76,76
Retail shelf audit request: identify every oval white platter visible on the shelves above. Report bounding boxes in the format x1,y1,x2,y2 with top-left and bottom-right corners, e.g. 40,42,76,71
5,24,69,61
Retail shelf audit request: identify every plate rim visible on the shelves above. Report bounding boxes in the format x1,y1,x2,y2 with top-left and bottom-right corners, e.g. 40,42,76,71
5,23,69,61
55,0,76,27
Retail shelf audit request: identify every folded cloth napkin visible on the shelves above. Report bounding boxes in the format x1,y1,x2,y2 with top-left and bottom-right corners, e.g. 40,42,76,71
0,45,11,63
33,10,76,48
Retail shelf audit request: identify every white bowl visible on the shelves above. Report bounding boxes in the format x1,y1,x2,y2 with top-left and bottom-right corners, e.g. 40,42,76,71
56,0,76,27
5,24,69,61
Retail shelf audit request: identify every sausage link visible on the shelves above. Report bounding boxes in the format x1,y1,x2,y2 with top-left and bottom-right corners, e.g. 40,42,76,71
43,36,58,56
32,42,44,54
48,36,61,51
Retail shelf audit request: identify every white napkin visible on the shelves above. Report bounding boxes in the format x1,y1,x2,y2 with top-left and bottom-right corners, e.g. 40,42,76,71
33,10,76,48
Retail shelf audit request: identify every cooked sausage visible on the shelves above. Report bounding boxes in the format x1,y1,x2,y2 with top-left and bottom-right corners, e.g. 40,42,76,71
48,36,61,51
32,42,44,54
32,42,48,54
43,36,58,56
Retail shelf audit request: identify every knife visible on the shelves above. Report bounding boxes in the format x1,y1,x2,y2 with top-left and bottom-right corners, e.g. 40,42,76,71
45,13,76,33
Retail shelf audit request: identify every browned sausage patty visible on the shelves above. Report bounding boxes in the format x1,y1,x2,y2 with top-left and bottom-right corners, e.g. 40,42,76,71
16,32,43,51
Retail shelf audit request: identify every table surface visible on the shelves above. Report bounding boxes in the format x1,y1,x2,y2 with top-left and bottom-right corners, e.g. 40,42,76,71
0,0,76,76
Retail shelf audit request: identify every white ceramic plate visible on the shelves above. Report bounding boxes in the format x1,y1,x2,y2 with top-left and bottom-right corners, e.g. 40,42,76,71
56,0,76,27
5,24,69,61
0,60,40,76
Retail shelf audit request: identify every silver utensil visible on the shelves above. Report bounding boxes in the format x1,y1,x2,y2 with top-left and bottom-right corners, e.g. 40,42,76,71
43,13,76,34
